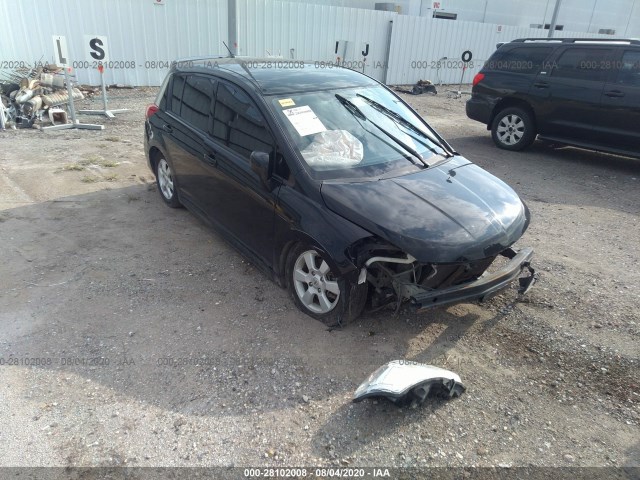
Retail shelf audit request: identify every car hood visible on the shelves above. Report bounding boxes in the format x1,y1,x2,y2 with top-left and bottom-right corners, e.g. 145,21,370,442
321,156,529,263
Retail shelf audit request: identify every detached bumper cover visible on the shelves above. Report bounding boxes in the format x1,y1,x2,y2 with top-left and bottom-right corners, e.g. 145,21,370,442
353,360,465,405
410,247,535,312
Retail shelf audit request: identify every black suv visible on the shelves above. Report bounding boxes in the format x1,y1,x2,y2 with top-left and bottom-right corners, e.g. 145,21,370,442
466,38,640,158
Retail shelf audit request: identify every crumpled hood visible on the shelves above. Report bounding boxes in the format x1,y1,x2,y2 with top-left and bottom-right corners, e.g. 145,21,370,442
321,156,529,263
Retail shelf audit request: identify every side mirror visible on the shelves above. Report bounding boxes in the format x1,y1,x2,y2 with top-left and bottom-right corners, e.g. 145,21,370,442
250,151,272,189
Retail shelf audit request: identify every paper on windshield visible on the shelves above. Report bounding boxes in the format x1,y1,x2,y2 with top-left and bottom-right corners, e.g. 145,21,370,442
283,105,326,137
300,130,364,168
278,98,295,107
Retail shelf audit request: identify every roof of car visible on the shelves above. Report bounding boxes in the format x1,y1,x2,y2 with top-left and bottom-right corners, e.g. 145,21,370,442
510,37,640,45
496,37,640,52
173,56,378,95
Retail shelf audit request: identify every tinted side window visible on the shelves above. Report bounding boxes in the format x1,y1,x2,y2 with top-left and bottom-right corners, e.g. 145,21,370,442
552,48,613,82
617,51,640,87
156,74,171,110
170,75,185,114
180,76,215,132
213,82,274,159
485,47,552,74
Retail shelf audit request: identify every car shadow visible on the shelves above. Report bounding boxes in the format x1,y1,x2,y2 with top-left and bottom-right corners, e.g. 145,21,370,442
1,183,484,426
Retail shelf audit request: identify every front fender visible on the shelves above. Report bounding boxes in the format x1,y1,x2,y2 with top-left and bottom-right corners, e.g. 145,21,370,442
273,185,373,283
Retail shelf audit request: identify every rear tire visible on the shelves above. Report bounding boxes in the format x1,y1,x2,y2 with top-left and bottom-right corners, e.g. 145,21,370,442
491,107,536,151
286,244,367,327
155,156,181,208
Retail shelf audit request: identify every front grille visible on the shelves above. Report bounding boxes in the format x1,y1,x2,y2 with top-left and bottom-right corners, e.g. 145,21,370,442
420,256,497,290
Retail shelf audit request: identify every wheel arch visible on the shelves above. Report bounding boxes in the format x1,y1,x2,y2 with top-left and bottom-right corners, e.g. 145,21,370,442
148,146,164,174
280,232,369,325
275,230,366,288
489,98,537,132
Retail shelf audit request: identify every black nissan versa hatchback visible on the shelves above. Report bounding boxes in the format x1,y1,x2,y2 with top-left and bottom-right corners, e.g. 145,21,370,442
144,57,535,325
467,38,640,157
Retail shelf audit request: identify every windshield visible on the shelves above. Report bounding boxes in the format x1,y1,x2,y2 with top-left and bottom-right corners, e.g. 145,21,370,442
268,86,451,180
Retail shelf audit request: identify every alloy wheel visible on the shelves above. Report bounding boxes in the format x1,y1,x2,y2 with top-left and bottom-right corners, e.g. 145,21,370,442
157,159,174,200
292,250,340,314
496,114,525,146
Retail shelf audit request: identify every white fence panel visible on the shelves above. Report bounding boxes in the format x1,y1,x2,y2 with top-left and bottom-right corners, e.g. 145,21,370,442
386,15,612,86
0,0,228,86
236,0,395,81
0,0,617,87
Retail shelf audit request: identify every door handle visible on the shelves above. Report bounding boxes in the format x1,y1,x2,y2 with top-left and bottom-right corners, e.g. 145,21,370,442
604,90,625,98
203,153,217,166
162,124,173,133
533,81,549,88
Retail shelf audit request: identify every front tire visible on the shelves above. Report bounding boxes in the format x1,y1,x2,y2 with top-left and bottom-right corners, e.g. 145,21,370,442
286,244,366,326
491,107,536,151
155,157,181,208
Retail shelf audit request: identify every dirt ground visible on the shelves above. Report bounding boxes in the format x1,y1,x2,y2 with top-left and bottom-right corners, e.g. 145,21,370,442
0,87,638,473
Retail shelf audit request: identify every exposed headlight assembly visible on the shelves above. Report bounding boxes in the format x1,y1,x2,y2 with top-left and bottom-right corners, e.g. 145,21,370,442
353,360,465,406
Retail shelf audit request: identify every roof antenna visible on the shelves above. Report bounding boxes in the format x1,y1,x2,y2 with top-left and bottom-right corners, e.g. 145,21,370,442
223,41,235,58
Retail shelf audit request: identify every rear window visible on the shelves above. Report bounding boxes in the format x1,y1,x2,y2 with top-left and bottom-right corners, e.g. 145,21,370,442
156,74,171,109
169,75,185,114
484,47,552,74
551,47,614,82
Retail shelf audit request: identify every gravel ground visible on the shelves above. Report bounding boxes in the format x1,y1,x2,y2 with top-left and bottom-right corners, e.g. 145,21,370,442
0,87,638,473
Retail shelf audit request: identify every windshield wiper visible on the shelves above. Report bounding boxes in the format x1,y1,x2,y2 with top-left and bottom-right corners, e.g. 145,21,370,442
335,94,430,168
355,94,454,157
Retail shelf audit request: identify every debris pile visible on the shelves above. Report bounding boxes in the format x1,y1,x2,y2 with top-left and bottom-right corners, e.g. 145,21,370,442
0,64,95,129
394,79,438,95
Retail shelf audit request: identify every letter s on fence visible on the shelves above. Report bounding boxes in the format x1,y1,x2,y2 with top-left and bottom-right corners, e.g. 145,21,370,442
84,35,110,64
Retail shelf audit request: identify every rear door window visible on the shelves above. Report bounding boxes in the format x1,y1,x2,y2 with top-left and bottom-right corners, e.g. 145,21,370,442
485,47,552,74
616,50,640,87
551,48,614,82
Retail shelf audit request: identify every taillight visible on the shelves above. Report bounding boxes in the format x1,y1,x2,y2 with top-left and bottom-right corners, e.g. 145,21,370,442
472,73,485,87
145,104,159,119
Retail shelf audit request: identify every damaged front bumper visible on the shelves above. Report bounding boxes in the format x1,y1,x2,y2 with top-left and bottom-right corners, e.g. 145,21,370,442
409,247,535,312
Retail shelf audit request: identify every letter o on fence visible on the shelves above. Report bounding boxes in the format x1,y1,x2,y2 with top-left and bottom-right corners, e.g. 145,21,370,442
461,50,473,63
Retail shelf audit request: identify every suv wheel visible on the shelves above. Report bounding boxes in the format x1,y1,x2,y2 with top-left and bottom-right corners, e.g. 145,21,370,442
491,107,536,151
156,157,181,208
286,244,367,326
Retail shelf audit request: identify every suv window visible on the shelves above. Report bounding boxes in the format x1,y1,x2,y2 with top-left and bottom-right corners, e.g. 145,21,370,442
180,76,215,132
485,47,552,74
552,48,614,82
213,82,274,159
617,51,640,87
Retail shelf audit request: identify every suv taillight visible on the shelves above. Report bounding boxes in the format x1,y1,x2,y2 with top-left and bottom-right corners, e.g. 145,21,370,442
145,104,159,119
472,73,485,87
